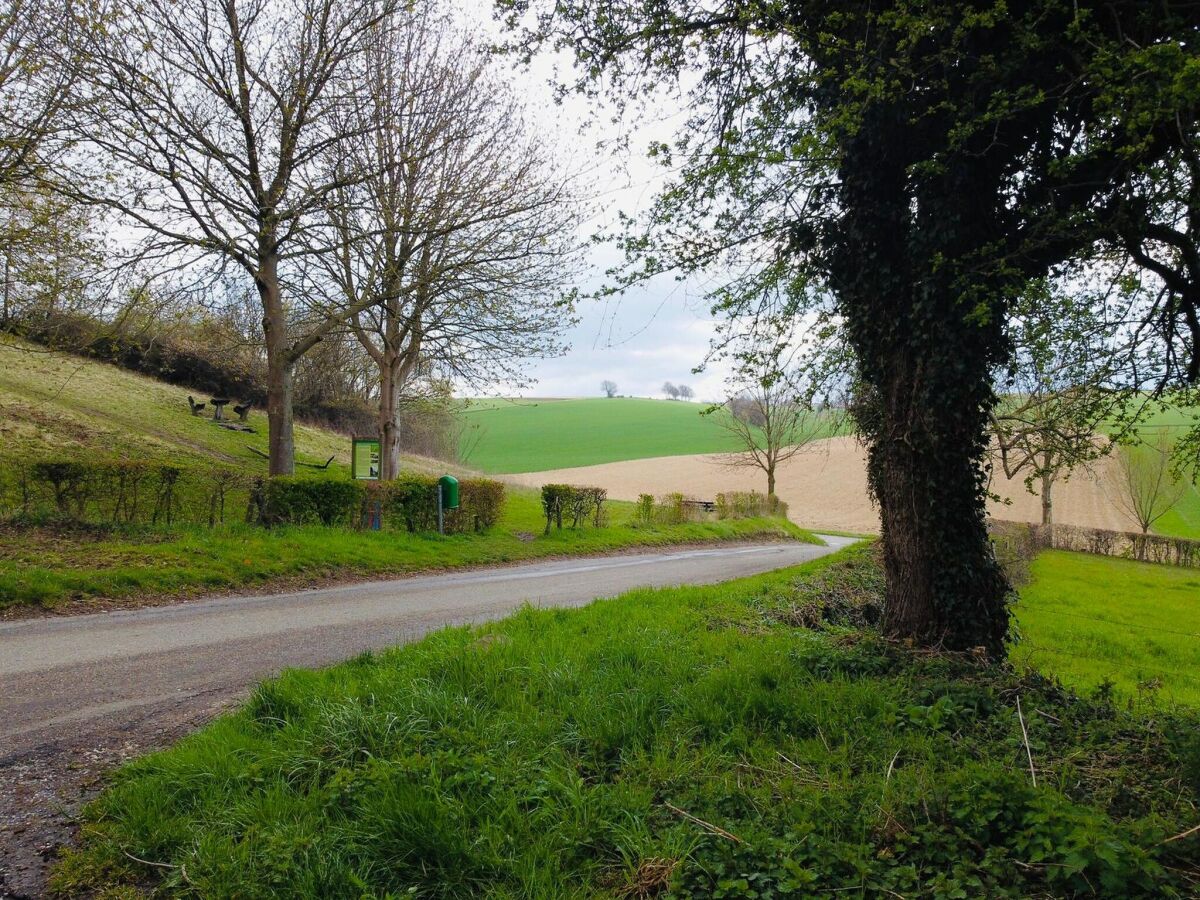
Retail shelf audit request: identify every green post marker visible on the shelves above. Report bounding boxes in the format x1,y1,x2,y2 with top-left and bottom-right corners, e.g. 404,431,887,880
437,474,459,534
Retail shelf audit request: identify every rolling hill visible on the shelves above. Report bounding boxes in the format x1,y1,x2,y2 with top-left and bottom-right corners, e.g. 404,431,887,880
0,335,444,476
460,397,845,473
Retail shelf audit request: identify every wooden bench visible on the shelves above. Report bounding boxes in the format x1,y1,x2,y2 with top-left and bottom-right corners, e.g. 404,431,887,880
681,499,716,513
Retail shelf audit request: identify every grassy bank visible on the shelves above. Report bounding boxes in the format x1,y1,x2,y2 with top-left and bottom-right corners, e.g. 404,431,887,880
1014,550,1200,707
55,547,1200,897
0,490,811,611
0,335,350,473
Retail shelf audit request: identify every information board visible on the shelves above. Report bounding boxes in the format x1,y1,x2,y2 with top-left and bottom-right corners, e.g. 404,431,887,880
352,438,381,480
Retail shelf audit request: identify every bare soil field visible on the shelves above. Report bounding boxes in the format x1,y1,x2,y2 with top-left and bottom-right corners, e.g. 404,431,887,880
507,435,1135,534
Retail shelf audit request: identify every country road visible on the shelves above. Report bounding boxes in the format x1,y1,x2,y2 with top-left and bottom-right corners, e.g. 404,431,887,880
0,536,854,897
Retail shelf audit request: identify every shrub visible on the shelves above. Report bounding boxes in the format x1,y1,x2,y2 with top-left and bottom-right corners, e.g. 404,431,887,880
715,490,789,520
367,475,506,534
376,475,440,532
13,459,218,526
541,484,606,533
987,519,1200,572
448,479,506,534
30,461,92,515
635,493,655,525
263,477,364,527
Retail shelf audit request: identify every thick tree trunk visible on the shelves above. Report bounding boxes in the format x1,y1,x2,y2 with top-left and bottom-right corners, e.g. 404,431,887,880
868,378,1008,653
835,104,1011,657
766,466,776,498
257,254,295,477
378,358,401,481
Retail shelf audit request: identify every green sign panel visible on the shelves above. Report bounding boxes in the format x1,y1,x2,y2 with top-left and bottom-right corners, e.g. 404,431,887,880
352,438,381,480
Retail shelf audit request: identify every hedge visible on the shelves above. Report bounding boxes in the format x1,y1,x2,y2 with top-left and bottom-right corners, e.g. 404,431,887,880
261,477,364,527
3,461,505,535
716,491,788,520
367,475,508,534
2,459,251,527
989,518,1200,576
541,484,607,533
634,492,708,526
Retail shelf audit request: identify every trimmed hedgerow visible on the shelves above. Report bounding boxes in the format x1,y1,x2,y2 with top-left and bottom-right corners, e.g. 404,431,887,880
716,490,789,521
7,462,505,536
541,484,606,533
448,478,507,533
262,477,364,527
364,475,507,534
8,459,250,527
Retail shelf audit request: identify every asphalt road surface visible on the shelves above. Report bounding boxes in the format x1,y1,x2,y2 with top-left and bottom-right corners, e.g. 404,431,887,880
0,536,854,897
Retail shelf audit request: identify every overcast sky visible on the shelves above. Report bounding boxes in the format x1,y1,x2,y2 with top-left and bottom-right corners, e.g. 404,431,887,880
470,7,737,403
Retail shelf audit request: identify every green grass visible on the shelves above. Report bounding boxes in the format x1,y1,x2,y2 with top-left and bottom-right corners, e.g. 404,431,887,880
1014,550,1200,707
0,489,813,610
0,335,355,474
461,397,846,473
55,545,1200,898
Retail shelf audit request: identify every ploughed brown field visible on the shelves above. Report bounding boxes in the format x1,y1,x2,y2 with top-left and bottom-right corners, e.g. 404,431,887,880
506,435,1134,534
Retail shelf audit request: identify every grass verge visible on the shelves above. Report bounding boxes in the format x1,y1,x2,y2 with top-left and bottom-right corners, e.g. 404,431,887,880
55,546,1200,898
0,490,813,611
1013,550,1200,707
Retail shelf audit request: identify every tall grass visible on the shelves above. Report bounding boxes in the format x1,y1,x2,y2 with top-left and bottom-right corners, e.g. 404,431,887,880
56,547,1200,898
1014,550,1200,706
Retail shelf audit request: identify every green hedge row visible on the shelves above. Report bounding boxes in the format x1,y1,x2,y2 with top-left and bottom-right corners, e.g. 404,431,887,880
633,491,788,525
540,484,607,533
1,459,251,526
715,491,788,520
257,475,506,534
1,460,506,535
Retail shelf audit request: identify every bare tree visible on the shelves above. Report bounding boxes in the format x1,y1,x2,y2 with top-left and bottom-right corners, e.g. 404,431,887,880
0,0,75,188
662,381,678,400
1110,430,1187,536
717,370,829,498
68,0,398,474
989,282,1136,525
601,380,618,398
677,384,695,401
313,10,578,479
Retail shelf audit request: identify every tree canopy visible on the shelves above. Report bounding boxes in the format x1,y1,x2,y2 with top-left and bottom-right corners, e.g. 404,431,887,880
498,0,1200,654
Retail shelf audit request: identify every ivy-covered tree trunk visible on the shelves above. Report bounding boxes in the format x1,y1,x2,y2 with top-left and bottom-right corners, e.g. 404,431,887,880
835,105,1011,656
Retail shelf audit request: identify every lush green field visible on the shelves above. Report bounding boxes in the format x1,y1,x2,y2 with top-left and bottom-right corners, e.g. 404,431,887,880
1014,551,1200,707
461,397,848,473
459,398,747,473
0,489,812,611
55,545,1200,898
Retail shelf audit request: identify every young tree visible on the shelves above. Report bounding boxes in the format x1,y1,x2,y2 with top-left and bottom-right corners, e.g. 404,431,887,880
661,381,678,400
717,372,826,498
601,380,618,398
989,280,1136,525
501,0,1199,655
677,384,695,401
314,10,577,479
1110,430,1187,538
70,0,398,475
